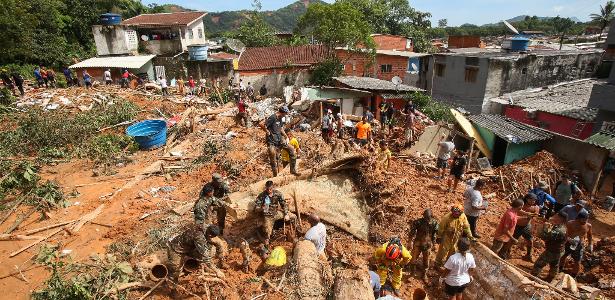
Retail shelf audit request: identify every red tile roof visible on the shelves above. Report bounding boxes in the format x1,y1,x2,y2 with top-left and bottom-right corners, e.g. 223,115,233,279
121,12,206,27
238,45,328,71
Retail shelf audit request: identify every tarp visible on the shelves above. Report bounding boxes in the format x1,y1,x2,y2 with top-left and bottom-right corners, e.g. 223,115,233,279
69,55,156,69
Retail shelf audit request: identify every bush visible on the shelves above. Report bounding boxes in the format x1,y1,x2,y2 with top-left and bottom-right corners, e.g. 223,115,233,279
310,57,343,86
409,92,454,122
84,134,138,165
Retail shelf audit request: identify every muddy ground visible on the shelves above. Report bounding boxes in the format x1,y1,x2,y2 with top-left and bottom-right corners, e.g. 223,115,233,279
0,86,614,299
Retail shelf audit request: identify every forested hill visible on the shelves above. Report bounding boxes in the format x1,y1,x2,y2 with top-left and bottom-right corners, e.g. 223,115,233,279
203,0,327,36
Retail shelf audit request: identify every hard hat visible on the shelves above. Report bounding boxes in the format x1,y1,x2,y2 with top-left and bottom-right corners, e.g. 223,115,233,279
385,243,401,260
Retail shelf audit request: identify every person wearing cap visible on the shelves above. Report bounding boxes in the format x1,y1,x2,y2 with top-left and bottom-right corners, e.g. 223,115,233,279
254,181,294,246
559,200,589,221
261,106,298,176
511,193,541,261
194,185,226,232
560,210,593,277
167,223,225,281
491,199,526,258
530,181,556,217
322,109,333,143
304,214,327,255
531,210,568,281
408,208,439,282
198,173,231,233
435,204,473,267
373,237,412,295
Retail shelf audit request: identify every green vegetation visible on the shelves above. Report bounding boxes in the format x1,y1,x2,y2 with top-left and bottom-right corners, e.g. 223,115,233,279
0,162,66,214
409,92,454,122
590,1,615,38
310,57,344,86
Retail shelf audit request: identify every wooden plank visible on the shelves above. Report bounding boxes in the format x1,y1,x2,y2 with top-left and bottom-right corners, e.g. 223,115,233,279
10,227,65,257
450,108,492,158
71,204,104,232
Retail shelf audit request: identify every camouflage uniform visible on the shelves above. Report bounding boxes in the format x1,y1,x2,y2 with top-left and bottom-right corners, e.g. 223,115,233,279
409,217,439,274
194,195,225,228
199,180,230,233
255,189,290,240
531,223,567,278
167,223,214,281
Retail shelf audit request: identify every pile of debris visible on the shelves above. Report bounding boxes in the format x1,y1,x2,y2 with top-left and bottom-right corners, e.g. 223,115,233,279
582,237,615,297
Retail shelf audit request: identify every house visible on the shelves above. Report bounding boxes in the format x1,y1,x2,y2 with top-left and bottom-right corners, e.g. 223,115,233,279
467,114,552,166
371,34,413,52
425,48,603,114
236,45,328,96
448,36,485,49
604,20,615,80
299,86,373,117
185,51,237,83
69,55,156,81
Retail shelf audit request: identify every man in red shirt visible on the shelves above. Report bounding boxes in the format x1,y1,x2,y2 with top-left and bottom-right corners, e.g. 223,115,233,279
491,199,524,258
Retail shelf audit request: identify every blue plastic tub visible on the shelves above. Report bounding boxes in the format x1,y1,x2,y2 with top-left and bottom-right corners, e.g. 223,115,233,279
126,120,167,150
100,13,122,25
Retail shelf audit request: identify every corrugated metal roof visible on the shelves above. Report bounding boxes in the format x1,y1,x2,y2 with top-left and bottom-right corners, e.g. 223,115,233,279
121,12,206,27
69,55,156,69
333,76,424,92
468,114,552,143
376,50,430,58
585,131,615,150
381,93,415,99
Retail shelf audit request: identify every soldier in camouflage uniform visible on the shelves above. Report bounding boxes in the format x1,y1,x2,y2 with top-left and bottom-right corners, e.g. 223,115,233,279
408,209,439,282
167,223,225,281
254,180,294,245
199,173,231,233
194,185,226,232
531,210,568,281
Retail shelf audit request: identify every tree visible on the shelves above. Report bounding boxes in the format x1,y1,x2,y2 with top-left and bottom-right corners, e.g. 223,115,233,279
310,57,343,86
438,19,447,28
233,0,280,47
550,16,576,50
590,0,615,38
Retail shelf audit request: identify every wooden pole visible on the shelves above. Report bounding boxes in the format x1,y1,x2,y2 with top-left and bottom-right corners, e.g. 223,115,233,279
466,138,475,172
10,227,65,257
500,170,506,192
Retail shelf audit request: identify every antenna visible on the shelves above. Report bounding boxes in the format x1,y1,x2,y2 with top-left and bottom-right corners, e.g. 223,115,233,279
502,20,519,35
392,76,402,93
226,38,246,53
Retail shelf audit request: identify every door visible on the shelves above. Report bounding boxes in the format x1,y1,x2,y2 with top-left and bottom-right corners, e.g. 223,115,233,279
155,66,166,80
492,136,508,167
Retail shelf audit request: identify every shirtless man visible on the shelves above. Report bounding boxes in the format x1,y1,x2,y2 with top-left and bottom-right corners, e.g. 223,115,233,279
408,209,439,282
559,211,593,277
512,193,540,261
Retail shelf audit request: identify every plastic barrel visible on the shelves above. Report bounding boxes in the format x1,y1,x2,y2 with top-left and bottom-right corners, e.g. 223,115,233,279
510,36,530,52
125,120,167,150
100,13,122,25
188,45,209,61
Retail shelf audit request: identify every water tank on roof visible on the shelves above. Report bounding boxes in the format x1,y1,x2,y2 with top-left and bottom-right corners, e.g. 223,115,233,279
509,36,530,52
100,13,121,25
188,45,209,61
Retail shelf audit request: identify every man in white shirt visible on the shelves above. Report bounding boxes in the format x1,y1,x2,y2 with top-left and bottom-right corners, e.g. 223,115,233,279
463,179,487,238
104,69,112,85
158,76,168,96
304,214,326,256
435,135,455,179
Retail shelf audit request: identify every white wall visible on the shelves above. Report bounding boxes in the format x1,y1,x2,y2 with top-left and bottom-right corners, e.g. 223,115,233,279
180,20,207,50
92,25,138,56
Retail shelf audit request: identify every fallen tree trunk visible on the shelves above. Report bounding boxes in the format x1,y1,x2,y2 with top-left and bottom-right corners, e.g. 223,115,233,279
333,269,374,300
293,241,331,300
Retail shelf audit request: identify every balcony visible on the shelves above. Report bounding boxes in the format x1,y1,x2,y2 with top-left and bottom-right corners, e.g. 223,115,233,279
141,39,183,56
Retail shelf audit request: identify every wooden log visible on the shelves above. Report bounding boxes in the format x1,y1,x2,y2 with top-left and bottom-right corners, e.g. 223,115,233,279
137,278,164,300
20,219,78,236
292,188,302,232
0,234,44,241
0,198,25,226
71,204,105,232
500,170,506,192
10,227,65,257
4,208,36,234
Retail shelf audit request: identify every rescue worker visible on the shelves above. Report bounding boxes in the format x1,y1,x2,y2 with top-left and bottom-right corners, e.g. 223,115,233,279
261,106,298,177
373,237,412,296
559,210,593,278
194,185,226,233
408,209,439,282
531,210,568,281
435,204,474,267
167,223,225,281
254,181,294,245
199,173,231,233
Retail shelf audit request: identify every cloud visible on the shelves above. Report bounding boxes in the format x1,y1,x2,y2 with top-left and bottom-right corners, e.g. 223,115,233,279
553,5,564,13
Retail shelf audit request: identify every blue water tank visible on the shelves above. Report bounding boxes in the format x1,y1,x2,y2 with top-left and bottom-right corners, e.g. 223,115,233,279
100,13,122,25
510,36,530,52
188,45,209,61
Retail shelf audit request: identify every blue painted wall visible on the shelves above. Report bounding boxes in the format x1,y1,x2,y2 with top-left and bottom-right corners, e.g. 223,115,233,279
504,141,541,164
474,124,496,152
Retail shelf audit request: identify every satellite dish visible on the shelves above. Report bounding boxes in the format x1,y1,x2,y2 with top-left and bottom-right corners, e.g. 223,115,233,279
502,20,519,35
141,35,149,41
391,76,402,85
226,38,246,53
410,63,418,72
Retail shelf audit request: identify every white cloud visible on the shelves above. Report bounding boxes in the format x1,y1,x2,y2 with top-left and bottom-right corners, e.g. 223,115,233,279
553,5,564,13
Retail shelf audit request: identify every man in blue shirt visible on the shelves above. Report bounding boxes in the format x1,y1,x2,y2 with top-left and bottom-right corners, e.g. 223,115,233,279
34,67,44,88
560,200,588,221
530,181,556,217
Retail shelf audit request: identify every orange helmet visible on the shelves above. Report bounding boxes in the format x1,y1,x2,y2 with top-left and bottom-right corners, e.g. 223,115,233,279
385,243,402,260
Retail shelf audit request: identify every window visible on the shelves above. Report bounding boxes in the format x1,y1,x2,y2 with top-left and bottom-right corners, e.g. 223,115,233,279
465,57,479,66
408,58,420,74
380,64,392,73
521,68,528,74
405,38,412,49
188,29,193,39
435,63,446,77
464,67,478,83
197,28,203,39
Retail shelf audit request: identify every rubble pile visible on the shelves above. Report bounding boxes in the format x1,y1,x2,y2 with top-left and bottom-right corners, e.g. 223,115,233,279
582,237,615,296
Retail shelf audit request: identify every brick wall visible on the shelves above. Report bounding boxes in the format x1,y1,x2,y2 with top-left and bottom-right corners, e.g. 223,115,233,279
372,35,412,51
337,50,409,82
448,36,484,49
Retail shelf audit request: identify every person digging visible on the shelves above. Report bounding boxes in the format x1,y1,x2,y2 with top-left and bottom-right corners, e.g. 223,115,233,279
511,193,540,261
408,208,439,282
199,173,231,233
559,210,593,278
167,223,226,282
531,210,568,281
194,185,226,234
435,204,474,268
373,237,412,296
261,106,298,177
254,180,295,249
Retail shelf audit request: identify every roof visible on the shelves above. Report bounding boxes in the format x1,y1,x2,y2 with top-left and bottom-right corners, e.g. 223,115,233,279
468,114,552,143
208,52,238,61
376,50,430,58
585,131,615,150
439,48,602,58
121,12,206,27
381,93,415,100
69,55,156,69
333,76,424,92
493,79,601,121
237,45,328,71
304,86,373,96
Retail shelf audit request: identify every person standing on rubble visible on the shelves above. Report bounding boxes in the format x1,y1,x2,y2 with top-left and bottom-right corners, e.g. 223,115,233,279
47,68,56,88
194,185,227,234
560,199,588,221
82,70,92,89
435,204,474,267
188,76,196,95
440,237,475,300
261,106,298,177
530,181,556,217
199,173,231,233
377,141,392,172
62,67,73,87
531,210,568,281
236,94,250,127
34,66,45,88
281,128,300,170
373,237,412,296
104,69,112,85
491,199,525,258
177,77,185,95
553,175,582,213
11,72,25,96
355,116,372,147
322,109,333,144
120,69,130,88
1,69,15,95
167,223,225,281
259,84,267,97
463,178,486,238
559,210,593,278
158,76,169,96
246,82,255,101
254,181,294,246
435,135,455,179
512,193,540,261
409,209,439,282
40,66,49,88
448,150,468,192
401,102,415,147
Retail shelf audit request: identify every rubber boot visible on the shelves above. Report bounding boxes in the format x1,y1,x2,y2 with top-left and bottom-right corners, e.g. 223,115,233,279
290,158,299,176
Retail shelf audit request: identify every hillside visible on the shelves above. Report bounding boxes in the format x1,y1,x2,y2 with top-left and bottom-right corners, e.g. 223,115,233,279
480,15,583,26
160,4,194,13
203,0,326,36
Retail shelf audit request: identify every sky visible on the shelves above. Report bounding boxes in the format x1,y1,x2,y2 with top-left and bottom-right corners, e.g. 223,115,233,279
142,0,601,26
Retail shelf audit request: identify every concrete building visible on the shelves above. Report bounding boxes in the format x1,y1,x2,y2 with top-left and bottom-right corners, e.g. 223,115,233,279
69,55,156,82
425,48,603,114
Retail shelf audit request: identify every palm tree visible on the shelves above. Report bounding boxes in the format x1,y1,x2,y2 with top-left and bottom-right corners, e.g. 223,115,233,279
590,0,615,38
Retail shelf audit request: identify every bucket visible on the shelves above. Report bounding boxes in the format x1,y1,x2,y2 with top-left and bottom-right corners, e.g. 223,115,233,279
125,120,167,150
